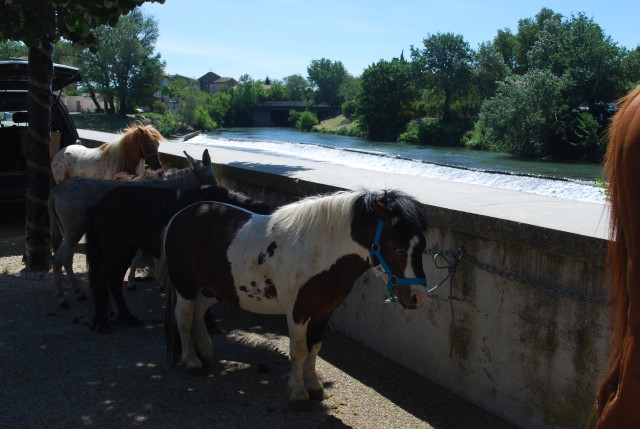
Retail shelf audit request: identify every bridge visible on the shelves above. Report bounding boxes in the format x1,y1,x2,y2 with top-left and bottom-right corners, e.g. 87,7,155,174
252,101,339,126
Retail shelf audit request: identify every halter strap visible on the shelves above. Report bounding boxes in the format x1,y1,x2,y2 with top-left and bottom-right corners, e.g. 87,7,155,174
369,220,427,299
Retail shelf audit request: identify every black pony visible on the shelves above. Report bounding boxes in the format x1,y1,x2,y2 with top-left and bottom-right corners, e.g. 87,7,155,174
85,184,272,332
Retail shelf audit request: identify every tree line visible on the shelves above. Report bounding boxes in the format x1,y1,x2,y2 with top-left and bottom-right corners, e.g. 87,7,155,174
3,7,639,161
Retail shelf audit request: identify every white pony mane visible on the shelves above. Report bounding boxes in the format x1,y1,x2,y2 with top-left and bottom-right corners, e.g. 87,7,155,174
269,190,362,243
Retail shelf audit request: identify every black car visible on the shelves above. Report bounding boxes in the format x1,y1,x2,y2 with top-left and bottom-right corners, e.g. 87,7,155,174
0,59,82,207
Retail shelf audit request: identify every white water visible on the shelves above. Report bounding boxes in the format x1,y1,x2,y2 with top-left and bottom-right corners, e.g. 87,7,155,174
187,132,606,204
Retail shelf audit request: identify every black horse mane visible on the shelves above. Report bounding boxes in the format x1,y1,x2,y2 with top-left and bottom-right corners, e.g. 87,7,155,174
359,189,428,230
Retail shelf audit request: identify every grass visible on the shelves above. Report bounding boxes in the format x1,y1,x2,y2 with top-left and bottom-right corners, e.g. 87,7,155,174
71,112,138,133
313,114,361,136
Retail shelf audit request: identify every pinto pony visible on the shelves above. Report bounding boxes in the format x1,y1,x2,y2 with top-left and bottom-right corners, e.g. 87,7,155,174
51,122,163,183
161,189,429,407
593,85,640,428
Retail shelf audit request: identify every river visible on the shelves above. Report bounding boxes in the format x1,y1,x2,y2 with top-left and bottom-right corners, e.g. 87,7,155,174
186,127,605,204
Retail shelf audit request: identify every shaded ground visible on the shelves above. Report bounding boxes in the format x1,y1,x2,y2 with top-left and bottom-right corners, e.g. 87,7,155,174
0,212,514,429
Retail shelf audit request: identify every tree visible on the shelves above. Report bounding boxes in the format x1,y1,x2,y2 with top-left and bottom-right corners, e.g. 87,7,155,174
0,40,28,59
474,41,511,101
473,69,572,158
0,0,164,271
283,74,311,102
356,58,416,141
79,9,165,115
229,74,263,126
410,32,474,120
307,58,348,107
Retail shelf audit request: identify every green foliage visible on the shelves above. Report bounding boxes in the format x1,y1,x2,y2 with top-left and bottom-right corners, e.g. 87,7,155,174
265,80,287,101
356,58,416,141
283,74,311,102
410,32,474,120
229,74,263,126
76,9,165,115
341,101,356,119
295,110,318,131
307,58,348,107
571,112,606,161
0,40,28,59
399,117,472,146
139,111,177,135
474,69,572,158
0,1,164,49
288,110,301,126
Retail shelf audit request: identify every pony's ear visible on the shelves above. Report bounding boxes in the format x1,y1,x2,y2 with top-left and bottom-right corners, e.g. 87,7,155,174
202,149,211,166
374,198,396,224
184,151,197,168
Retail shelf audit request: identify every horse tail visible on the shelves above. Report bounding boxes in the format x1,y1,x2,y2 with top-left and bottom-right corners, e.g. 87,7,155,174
160,225,181,366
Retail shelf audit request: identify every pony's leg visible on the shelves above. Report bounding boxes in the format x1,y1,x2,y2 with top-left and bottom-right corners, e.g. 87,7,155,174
126,248,145,290
174,294,203,374
303,342,324,400
109,256,143,326
302,318,329,400
52,237,86,307
286,313,310,403
192,293,218,367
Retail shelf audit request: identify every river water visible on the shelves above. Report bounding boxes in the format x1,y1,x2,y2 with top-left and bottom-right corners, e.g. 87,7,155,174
187,127,605,204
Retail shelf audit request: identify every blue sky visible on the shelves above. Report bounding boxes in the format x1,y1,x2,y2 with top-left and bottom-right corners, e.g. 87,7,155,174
140,0,640,81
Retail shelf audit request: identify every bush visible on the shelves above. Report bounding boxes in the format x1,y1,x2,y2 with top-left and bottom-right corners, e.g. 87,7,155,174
341,101,356,119
288,109,300,126
296,110,319,131
399,117,472,146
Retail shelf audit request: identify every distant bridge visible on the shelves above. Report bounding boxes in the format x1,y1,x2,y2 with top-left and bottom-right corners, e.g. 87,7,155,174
252,101,339,126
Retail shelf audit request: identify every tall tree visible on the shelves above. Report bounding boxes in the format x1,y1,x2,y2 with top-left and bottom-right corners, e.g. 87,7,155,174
356,58,415,141
0,0,164,271
79,9,164,115
283,74,311,102
307,58,348,107
410,32,474,120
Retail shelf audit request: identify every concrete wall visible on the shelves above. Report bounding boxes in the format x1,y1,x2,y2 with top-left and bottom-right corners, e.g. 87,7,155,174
159,149,609,429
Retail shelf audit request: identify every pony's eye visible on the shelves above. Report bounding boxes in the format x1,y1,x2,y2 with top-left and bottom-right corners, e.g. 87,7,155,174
396,249,408,256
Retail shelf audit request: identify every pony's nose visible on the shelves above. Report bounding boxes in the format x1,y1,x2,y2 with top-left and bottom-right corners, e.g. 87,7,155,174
411,291,427,309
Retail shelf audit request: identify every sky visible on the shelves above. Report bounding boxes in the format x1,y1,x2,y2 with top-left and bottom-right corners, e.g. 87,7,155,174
140,0,640,81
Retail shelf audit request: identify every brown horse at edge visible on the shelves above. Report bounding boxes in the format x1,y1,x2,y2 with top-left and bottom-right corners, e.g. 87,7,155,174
593,84,640,428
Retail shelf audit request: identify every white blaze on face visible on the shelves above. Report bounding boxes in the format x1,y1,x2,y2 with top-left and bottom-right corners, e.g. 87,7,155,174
405,235,427,309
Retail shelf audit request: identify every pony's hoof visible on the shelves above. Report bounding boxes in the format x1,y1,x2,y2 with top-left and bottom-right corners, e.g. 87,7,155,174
185,366,207,377
59,300,70,309
289,400,317,412
76,293,88,302
308,389,324,401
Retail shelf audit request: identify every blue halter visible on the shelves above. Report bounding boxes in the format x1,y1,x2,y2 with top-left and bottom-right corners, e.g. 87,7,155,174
369,220,427,300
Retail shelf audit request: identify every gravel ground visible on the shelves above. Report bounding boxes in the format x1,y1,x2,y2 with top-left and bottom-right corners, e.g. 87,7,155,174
0,211,514,429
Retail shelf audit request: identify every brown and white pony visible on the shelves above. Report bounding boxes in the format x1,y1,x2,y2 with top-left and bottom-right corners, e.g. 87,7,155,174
593,85,640,428
161,189,429,408
51,122,163,183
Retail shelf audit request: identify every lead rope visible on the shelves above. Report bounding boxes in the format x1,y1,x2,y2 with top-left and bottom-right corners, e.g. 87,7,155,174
429,248,464,358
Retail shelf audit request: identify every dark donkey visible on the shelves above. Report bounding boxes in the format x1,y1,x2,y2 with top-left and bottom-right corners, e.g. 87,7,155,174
85,184,273,333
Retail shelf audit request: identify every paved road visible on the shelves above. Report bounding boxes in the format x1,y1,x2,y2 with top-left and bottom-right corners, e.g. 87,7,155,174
1,213,515,429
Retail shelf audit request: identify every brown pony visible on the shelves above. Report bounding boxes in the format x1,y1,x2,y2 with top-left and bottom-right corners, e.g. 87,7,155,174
593,84,640,428
51,122,163,183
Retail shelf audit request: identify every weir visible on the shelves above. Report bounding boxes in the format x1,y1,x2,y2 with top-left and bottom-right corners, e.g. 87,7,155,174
80,130,610,428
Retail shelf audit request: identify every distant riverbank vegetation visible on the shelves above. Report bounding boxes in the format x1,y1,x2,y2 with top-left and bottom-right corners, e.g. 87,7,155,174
5,6,637,162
